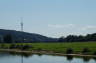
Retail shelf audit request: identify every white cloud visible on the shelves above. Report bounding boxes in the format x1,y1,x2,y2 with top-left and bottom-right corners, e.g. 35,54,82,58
81,25,96,31
47,24,96,37
48,24,75,28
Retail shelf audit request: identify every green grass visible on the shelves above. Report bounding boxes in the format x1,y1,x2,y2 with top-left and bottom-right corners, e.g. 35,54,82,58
30,42,96,54
0,42,96,54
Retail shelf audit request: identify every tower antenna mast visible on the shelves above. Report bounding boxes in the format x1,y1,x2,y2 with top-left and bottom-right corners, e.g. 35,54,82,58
21,17,23,32
20,17,24,63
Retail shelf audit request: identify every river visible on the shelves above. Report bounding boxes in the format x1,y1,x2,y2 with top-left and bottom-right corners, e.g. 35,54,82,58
0,52,96,63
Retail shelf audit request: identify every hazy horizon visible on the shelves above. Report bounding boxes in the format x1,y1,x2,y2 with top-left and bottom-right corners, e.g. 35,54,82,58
0,0,96,38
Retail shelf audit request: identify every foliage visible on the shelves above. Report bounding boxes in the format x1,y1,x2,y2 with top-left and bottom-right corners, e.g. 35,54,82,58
66,48,74,54
93,51,96,55
4,34,13,43
9,44,16,49
58,33,96,42
22,45,33,50
82,48,90,55
58,36,65,42
0,42,96,55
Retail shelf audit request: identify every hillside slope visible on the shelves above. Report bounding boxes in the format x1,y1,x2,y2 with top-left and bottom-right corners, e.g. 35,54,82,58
0,29,57,43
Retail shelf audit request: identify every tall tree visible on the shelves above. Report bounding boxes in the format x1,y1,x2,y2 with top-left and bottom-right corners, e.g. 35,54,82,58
58,36,65,42
4,34,13,43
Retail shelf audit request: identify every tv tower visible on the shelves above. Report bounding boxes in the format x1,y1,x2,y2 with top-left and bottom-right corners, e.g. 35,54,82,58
20,17,24,63
21,18,23,32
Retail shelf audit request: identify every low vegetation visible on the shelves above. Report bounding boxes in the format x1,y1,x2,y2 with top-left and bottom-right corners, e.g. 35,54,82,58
82,48,90,55
0,42,96,55
66,48,74,54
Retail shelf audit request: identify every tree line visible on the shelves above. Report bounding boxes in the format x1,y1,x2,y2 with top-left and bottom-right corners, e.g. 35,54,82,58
58,33,96,42
0,33,96,43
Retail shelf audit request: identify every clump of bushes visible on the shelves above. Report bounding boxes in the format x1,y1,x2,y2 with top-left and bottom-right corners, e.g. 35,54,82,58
82,48,90,55
36,48,42,51
15,45,22,49
0,44,5,49
0,44,8,49
93,51,96,55
22,45,33,50
9,44,16,49
66,48,74,54
9,44,33,50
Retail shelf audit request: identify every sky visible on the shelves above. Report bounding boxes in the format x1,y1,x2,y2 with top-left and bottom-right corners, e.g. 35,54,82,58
0,0,96,38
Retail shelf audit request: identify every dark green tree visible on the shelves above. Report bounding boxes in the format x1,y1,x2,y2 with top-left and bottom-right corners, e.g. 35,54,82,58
66,48,74,54
82,48,90,55
4,34,13,43
58,36,65,42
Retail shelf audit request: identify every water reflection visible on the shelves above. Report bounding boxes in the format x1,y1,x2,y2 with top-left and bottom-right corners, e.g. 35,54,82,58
9,52,33,58
9,52,96,63
0,52,10,58
9,52,43,58
0,52,96,63
37,53,43,56
82,56,92,62
66,55,74,61
93,57,96,61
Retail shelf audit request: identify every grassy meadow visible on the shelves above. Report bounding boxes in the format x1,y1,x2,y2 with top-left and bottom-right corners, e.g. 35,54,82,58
0,42,96,54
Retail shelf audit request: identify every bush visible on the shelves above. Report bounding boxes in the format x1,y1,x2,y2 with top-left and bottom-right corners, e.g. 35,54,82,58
9,44,16,49
37,48,42,51
66,48,74,54
0,44,5,48
15,45,22,49
93,51,96,55
22,45,33,50
82,48,90,55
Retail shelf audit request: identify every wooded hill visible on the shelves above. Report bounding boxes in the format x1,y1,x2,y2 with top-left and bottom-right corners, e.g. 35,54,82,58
0,29,96,43
0,29,57,43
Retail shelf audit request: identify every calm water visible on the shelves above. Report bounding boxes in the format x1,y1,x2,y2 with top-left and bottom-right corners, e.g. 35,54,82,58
0,52,96,63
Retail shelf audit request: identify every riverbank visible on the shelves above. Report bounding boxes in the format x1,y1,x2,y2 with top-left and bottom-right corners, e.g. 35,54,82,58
0,49,96,57
0,42,96,57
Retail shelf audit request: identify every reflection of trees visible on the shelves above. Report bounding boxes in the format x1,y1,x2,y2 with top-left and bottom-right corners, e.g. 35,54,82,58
82,57,91,62
9,52,17,56
66,55,74,61
10,52,33,63
9,52,33,58
0,52,10,58
93,57,96,61
22,53,33,58
37,53,43,56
